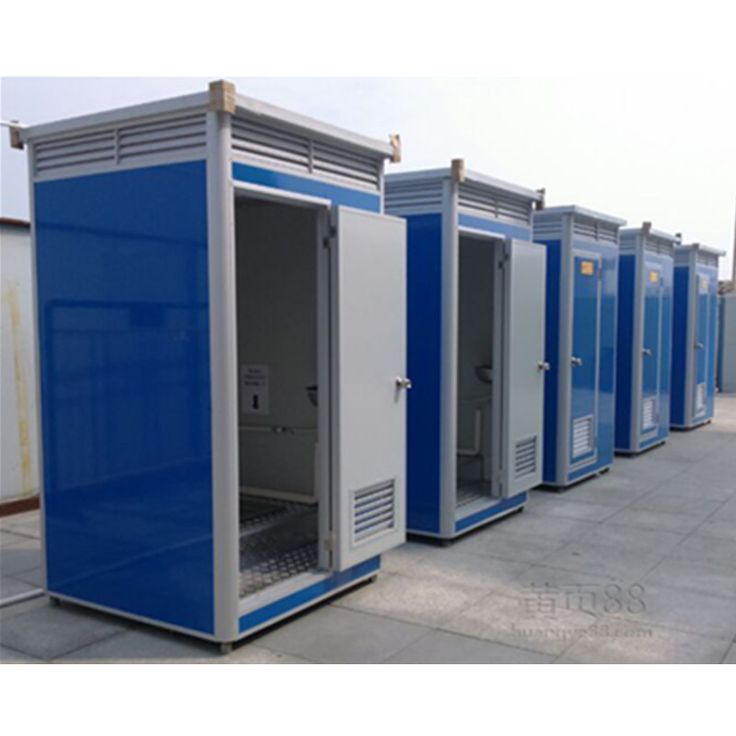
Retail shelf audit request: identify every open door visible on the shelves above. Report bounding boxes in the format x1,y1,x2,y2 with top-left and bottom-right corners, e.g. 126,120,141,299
502,239,546,496
693,270,711,419
330,206,407,570
641,262,664,436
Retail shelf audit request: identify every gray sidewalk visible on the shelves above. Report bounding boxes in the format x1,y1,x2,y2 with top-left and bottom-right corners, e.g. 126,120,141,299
2,396,736,664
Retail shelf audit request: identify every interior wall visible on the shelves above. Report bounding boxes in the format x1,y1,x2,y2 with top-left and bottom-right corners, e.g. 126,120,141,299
456,237,495,484
235,200,318,498
1,224,40,503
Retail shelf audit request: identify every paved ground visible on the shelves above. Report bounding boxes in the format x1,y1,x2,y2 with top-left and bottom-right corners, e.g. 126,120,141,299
2,396,735,664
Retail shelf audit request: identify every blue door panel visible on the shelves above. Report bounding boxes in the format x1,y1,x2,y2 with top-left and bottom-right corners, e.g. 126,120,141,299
35,161,215,634
570,253,601,466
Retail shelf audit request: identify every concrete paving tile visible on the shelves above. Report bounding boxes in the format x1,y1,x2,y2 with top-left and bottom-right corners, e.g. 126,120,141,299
648,475,735,502
0,531,33,548
541,539,664,581
558,618,732,664
642,557,736,600
712,497,736,520
512,564,628,605
454,528,568,565
561,482,653,508
0,545,41,577
724,645,736,664
629,494,723,521
224,644,314,664
254,605,428,663
605,506,706,535
335,571,487,628
442,590,598,656
0,645,44,664
385,630,554,664
51,626,310,664
402,547,529,593
696,519,736,543
0,512,41,539
13,567,43,587
576,522,685,557
0,602,127,661
526,496,620,522
483,513,598,543
380,541,430,575
0,595,49,622
610,584,736,641
0,575,39,600
670,534,736,568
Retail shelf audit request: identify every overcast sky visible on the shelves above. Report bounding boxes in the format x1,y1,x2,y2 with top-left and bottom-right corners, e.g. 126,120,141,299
2,77,734,277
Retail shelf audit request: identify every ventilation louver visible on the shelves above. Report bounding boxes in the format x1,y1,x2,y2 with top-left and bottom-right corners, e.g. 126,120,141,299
572,415,594,458
514,436,538,479
352,482,395,545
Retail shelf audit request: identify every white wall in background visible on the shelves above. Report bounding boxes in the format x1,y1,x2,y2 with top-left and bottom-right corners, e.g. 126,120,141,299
1,223,40,502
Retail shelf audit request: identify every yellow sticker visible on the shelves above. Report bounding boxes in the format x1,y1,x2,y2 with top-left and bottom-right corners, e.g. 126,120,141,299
580,260,595,276
649,270,659,284
700,276,709,291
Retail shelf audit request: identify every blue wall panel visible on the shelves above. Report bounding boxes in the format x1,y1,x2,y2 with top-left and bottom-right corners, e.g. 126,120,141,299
35,161,214,634
404,214,443,533
232,163,380,212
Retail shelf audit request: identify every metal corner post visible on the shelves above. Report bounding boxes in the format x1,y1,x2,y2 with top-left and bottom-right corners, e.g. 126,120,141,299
439,175,459,536
206,108,240,642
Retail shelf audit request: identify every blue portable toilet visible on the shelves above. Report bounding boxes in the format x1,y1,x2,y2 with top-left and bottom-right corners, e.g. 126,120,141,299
14,81,410,649
533,205,625,488
385,160,547,541
671,243,725,429
615,223,677,454
718,291,736,393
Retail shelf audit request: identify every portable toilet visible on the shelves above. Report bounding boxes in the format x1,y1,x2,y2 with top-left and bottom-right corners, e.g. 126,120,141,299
615,223,677,454
671,243,725,428
385,160,547,541
12,81,409,649
718,291,736,393
533,205,625,488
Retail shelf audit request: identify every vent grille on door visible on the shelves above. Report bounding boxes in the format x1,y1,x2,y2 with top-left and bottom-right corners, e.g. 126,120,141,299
232,114,381,191
514,436,538,479
695,383,706,413
642,397,657,431
352,481,395,544
33,113,207,177
572,415,594,458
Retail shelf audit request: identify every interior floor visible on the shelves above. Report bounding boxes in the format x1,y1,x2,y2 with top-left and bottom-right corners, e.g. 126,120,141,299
238,495,319,597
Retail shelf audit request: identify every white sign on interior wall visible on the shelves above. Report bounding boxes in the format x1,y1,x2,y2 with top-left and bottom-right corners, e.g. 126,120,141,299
241,364,270,415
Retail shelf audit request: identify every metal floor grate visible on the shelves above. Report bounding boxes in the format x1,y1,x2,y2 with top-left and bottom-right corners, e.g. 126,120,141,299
239,496,319,597
456,483,488,508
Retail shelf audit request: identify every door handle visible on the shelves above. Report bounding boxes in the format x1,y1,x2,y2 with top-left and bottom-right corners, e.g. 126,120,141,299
695,342,705,350
642,348,653,357
537,361,551,371
571,356,583,367
396,376,413,390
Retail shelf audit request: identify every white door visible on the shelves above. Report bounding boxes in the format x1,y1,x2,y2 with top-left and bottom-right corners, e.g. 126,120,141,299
330,206,407,570
501,239,546,496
